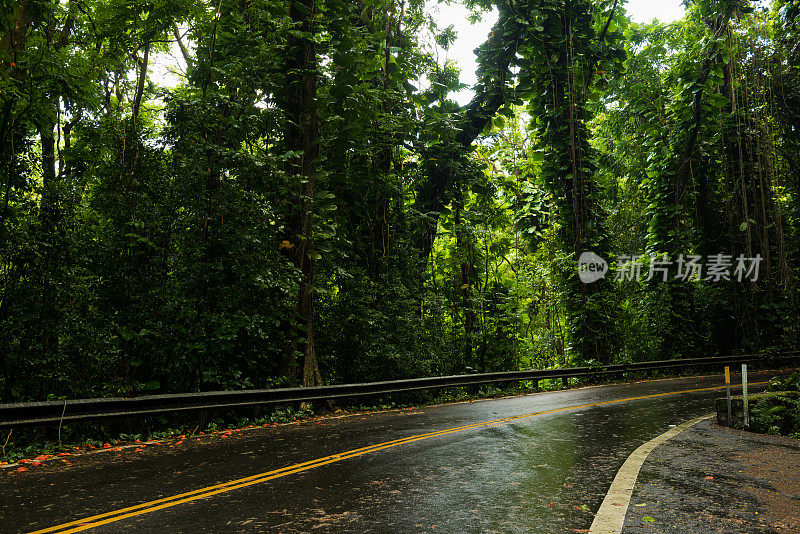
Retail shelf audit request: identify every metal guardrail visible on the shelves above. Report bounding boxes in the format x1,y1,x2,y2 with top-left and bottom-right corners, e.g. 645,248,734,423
1,352,797,429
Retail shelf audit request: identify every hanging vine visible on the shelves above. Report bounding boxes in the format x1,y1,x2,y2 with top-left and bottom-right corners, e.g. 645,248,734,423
518,0,625,363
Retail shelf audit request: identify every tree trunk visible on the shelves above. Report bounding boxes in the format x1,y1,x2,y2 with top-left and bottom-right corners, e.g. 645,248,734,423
37,115,59,395
455,195,474,369
284,0,322,387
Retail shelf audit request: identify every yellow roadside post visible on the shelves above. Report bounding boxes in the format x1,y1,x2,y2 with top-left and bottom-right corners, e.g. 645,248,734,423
725,366,732,426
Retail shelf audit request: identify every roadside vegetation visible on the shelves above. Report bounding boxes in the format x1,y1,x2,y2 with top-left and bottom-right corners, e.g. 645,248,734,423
748,371,800,438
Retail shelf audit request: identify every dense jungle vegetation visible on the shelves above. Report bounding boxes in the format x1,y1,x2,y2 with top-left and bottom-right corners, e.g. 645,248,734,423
1,0,799,404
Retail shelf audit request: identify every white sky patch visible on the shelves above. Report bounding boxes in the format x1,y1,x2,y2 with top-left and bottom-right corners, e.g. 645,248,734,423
428,2,498,104
151,50,186,86
625,0,685,24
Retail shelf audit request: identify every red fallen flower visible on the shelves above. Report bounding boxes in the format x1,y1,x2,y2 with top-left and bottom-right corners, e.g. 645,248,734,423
61,459,70,464
57,452,71,457
134,448,144,453
31,461,41,466
34,455,51,461
102,443,111,449
16,467,27,473
175,440,183,446
19,459,30,463
111,447,122,452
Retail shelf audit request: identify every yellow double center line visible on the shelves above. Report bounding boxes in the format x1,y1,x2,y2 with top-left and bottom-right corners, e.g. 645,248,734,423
30,381,762,533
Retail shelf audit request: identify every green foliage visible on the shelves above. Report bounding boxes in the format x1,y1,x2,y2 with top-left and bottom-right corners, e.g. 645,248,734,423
769,370,800,392
749,392,800,436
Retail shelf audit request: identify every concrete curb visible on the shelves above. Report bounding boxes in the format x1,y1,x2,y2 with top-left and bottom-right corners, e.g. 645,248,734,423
589,414,714,534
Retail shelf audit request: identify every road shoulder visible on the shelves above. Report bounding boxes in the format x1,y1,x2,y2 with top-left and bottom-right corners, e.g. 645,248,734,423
623,419,800,533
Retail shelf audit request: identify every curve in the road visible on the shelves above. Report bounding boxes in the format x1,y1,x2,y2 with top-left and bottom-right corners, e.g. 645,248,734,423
29,382,765,534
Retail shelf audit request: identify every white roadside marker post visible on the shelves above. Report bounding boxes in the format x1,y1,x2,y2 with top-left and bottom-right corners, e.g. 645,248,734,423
742,363,749,428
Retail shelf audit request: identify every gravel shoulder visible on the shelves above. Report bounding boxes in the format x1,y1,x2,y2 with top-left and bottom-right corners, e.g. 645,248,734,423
624,419,800,533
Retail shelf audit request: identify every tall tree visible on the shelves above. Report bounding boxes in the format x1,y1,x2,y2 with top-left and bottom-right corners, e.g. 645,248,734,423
283,0,323,387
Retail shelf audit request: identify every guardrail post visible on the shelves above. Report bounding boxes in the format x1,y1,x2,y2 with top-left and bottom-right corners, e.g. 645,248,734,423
561,377,569,388
465,367,479,395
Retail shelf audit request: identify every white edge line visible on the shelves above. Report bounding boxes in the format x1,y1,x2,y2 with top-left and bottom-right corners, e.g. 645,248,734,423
589,414,714,534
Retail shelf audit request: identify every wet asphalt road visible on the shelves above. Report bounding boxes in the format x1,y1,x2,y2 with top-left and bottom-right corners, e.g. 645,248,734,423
0,371,777,533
